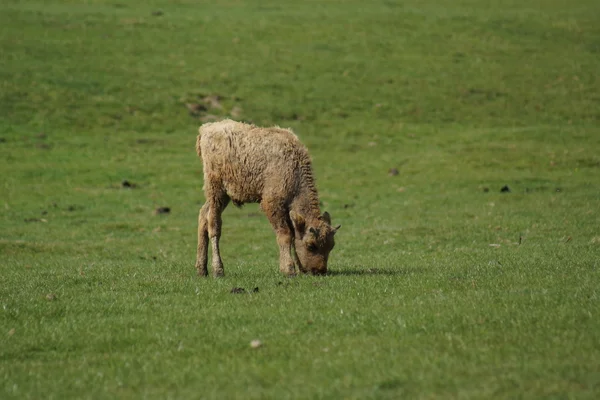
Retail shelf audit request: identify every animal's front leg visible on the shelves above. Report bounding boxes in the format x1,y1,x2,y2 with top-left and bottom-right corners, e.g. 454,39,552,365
275,232,296,276
291,242,302,273
262,201,296,276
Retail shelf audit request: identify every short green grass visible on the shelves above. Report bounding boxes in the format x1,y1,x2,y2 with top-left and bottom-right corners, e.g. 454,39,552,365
1,0,600,398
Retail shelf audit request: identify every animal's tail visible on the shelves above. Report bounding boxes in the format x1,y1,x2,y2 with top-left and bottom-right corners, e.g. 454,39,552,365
195,127,202,158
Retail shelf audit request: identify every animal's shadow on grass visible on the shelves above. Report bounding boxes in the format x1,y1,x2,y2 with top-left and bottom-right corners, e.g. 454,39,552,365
327,266,424,277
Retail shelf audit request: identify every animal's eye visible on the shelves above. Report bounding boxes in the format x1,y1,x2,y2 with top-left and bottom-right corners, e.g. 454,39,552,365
307,243,317,252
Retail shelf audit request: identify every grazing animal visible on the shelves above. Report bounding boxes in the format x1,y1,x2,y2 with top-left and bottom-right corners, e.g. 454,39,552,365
195,119,340,277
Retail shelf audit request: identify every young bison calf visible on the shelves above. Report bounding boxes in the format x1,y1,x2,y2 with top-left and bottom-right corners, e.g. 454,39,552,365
195,119,340,277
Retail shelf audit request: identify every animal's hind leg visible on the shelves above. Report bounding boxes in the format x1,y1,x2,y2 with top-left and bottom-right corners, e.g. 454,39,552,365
195,203,209,276
206,187,230,277
262,200,296,276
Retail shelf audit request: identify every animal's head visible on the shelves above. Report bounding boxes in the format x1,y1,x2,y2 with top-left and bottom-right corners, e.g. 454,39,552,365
289,211,340,275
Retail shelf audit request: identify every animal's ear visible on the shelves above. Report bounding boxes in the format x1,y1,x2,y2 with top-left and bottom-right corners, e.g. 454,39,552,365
333,224,341,234
289,211,306,235
321,211,331,225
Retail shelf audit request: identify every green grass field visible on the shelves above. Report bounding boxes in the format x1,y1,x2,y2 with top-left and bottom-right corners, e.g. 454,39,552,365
1,0,600,398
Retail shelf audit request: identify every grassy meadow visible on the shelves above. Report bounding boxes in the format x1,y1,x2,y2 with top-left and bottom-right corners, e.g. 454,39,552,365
1,0,600,398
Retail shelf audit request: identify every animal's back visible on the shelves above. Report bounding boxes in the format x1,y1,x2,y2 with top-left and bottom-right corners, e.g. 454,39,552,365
197,119,308,204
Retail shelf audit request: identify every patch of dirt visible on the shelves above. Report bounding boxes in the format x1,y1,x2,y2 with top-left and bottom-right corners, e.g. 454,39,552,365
460,87,506,101
24,218,47,223
202,95,223,110
181,92,243,122
388,168,399,176
500,185,511,193
186,103,208,116
121,180,136,188
135,138,164,145
154,207,170,215
200,114,220,123
230,105,243,119
229,287,259,294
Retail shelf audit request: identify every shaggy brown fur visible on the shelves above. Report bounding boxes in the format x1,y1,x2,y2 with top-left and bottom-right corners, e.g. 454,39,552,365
195,119,340,277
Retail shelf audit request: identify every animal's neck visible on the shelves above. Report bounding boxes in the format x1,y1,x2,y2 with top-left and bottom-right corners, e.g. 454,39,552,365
291,164,321,221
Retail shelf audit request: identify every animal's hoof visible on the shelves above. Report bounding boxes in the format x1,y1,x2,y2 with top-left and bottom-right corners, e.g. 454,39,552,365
280,265,296,277
196,263,208,277
213,269,225,278
197,268,209,277
281,269,296,278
